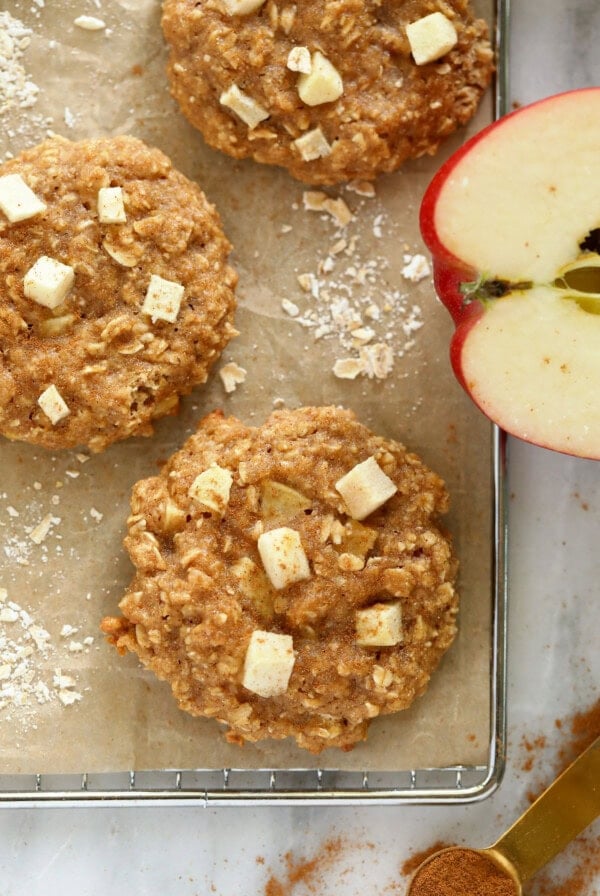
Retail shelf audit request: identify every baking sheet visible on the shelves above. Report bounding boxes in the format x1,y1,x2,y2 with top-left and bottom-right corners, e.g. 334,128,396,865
0,0,494,774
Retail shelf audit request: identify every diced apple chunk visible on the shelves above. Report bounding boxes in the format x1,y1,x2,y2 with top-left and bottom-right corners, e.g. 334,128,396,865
341,519,378,558
0,173,46,223
259,481,312,524
297,52,343,106
231,557,275,621
160,498,186,532
219,84,269,129
293,127,332,162
97,186,126,224
24,256,75,310
188,465,233,513
335,456,397,520
406,12,458,66
242,629,295,697
141,274,184,323
37,384,70,425
257,526,310,590
356,602,403,647
222,0,266,15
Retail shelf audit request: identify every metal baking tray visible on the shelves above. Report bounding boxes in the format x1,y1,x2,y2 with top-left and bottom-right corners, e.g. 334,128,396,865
0,0,509,806
0,428,508,807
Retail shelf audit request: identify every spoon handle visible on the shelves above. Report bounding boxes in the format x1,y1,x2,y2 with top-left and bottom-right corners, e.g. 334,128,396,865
492,735,600,883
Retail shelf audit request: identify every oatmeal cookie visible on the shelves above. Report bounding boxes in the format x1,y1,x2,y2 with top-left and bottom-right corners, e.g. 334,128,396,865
102,406,458,753
0,136,237,452
161,0,494,185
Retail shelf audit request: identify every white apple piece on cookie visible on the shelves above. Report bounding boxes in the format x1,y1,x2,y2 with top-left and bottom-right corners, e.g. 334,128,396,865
97,186,126,224
142,274,184,323
335,456,397,520
37,385,70,425
257,526,310,590
188,465,233,514
0,173,46,223
356,602,403,647
24,256,75,309
242,630,295,697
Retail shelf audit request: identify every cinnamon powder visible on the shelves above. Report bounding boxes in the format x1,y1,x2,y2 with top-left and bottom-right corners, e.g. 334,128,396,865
400,698,599,896
408,849,517,896
401,841,453,877
521,699,600,896
263,836,345,895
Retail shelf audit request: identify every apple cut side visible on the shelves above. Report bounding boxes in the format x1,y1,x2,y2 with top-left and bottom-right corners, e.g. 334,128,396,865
420,87,600,460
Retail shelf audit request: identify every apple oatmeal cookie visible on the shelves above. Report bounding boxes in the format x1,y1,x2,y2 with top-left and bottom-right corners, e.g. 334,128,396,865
102,406,459,753
0,135,237,452
161,0,494,185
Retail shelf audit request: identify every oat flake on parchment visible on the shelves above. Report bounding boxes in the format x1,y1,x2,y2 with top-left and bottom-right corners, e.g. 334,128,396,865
0,12,39,114
281,188,426,380
0,10,53,155
0,586,86,726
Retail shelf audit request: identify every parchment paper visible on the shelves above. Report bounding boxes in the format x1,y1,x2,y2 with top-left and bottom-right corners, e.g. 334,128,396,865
0,0,494,774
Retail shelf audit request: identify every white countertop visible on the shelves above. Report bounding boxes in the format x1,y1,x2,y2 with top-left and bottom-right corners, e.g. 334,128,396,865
1,1,599,893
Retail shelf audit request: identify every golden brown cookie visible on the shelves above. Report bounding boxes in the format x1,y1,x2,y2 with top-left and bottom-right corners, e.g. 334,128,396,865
161,0,494,185
0,136,237,452
102,406,458,753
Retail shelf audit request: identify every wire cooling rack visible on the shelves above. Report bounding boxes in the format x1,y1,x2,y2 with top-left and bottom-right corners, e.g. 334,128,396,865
0,0,510,809
0,421,509,807
0,763,498,807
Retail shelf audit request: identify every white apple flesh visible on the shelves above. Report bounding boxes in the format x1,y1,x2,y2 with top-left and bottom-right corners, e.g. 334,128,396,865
420,88,600,460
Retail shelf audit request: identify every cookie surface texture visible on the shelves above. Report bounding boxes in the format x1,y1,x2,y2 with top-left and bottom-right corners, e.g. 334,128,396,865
162,0,494,185
0,136,237,451
102,407,459,753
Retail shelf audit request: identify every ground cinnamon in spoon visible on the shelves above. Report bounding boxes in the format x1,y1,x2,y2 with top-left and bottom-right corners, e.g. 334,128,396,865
409,848,518,896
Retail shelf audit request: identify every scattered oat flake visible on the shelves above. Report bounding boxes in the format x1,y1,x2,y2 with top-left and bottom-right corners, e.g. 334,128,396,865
0,13,39,114
302,191,353,227
0,608,19,623
346,180,376,197
219,361,247,394
73,15,106,30
53,672,76,689
297,272,317,295
58,689,82,706
28,513,59,544
89,507,103,522
401,253,431,282
0,589,83,720
359,343,394,379
332,358,365,380
64,106,76,128
281,298,300,318
351,326,375,345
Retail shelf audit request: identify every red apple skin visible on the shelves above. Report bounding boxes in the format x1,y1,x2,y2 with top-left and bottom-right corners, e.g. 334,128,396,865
419,87,600,459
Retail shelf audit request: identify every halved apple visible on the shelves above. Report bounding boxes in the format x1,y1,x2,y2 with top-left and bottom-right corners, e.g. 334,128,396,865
420,88,600,460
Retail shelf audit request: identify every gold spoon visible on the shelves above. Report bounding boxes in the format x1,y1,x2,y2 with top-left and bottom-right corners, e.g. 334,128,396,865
407,734,600,896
